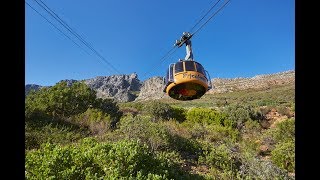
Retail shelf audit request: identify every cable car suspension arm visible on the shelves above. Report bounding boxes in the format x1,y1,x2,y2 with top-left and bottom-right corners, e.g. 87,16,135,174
174,32,194,61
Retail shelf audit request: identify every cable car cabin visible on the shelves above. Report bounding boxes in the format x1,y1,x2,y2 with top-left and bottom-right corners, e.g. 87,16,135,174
163,60,211,101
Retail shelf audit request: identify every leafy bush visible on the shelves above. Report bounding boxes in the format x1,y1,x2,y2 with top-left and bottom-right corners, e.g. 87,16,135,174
25,118,90,150
170,106,187,122
222,104,260,129
25,81,97,119
26,138,203,180
265,118,295,144
26,139,105,179
239,155,292,179
271,140,295,172
118,115,171,151
243,119,261,135
199,143,241,177
71,108,113,135
205,124,240,143
185,108,227,125
92,98,123,126
143,101,173,122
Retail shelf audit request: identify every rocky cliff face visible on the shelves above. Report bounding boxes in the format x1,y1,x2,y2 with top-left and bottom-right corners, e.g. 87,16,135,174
25,84,44,95
84,73,141,102
134,70,295,100
135,77,169,101
25,70,294,102
208,70,295,94
25,73,141,102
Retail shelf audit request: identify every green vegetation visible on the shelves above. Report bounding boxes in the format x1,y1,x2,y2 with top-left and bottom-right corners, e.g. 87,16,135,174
25,82,295,179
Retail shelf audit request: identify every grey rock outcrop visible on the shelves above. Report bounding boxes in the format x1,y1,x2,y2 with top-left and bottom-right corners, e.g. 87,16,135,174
208,70,295,94
25,73,141,103
25,84,44,95
84,73,141,102
135,77,169,101
25,70,294,102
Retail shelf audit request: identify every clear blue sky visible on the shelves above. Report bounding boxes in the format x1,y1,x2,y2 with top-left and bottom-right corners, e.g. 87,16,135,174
26,0,295,86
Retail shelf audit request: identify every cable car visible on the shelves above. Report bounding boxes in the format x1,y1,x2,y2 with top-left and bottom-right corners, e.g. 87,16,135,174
163,32,212,101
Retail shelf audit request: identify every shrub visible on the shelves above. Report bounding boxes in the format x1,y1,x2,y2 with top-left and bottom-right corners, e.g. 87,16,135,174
170,106,187,122
223,104,260,129
266,118,295,144
25,140,105,179
199,143,240,175
92,98,123,126
72,108,113,135
26,138,202,179
185,108,227,125
271,140,295,172
243,119,261,134
25,118,90,150
25,81,97,119
118,115,170,151
239,155,292,179
143,101,173,122
205,124,240,143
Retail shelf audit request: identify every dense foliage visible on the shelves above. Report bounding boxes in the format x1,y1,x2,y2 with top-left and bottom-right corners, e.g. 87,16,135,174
25,82,295,179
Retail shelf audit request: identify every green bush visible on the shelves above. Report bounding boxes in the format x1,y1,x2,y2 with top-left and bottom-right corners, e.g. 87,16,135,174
71,108,113,135
170,106,187,122
25,81,97,119
143,101,173,122
25,118,90,150
205,124,240,143
238,155,292,179
26,138,203,180
223,104,260,129
243,119,261,134
271,140,295,172
185,108,227,125
118,115,171,151
92,98,123,126
266,118,295,144
199,143,240,175
25,139,105,179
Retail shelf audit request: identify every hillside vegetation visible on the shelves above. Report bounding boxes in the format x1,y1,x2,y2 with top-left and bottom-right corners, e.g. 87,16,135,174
25,81,295,179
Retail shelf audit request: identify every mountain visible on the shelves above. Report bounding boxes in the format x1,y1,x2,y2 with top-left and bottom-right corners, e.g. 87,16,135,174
84,73,141,102
25,70,294,102
208,70,295,94
25,73,141,102
136,70,295,101
25,84,44,95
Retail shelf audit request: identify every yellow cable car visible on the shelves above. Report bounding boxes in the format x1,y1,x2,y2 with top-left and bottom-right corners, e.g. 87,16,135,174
163,32,212,101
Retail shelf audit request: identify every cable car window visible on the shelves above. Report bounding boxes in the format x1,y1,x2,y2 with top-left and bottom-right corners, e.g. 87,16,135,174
166,64,174,83
175,62,184,73
166,70,169,84
185,61,195,71
169,64,174,81
195,62,205,75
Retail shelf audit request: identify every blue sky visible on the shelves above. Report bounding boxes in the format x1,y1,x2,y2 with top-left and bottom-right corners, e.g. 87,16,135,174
26,0,295,86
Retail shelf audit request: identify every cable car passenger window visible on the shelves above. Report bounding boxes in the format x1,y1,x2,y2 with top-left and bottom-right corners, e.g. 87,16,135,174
169,64,174,81
185,61,195,71
195,62,205,75
166,69,169,84
174,62,184,73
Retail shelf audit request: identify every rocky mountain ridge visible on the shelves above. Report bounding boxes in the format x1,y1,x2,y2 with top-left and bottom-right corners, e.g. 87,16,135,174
208,70,295,94
25,70,294,102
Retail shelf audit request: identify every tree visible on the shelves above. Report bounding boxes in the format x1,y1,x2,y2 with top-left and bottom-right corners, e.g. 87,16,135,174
25,81,97,119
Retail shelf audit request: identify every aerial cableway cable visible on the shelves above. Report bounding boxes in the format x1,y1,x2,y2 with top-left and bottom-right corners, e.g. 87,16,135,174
188,0,222,33
25,1,91,56
141,46,178,79
143,0,230,80
33,0,121,74
191,0,231,37
28,0,122,74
